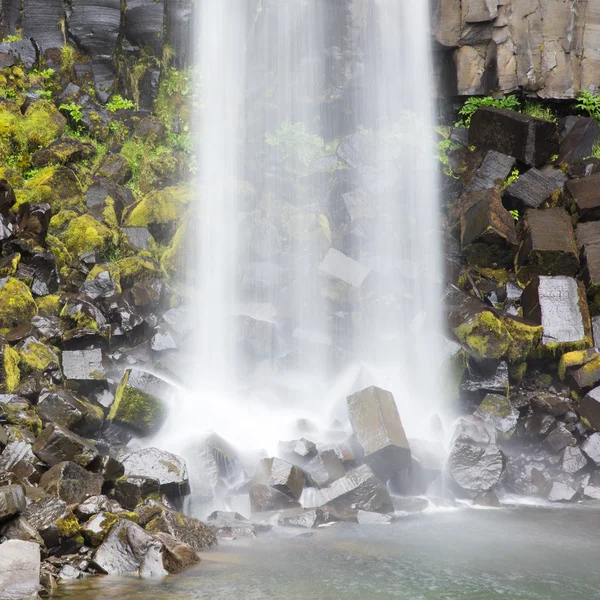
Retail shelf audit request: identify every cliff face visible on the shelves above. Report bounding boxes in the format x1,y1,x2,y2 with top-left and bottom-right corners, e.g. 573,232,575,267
434,0,600,99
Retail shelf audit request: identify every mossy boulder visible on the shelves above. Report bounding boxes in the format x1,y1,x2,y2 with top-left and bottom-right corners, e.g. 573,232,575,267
503,317,543,362
57,214,115,259
161,217,187,284
21,100,67,147
35,294,63,316
46,234,73,271
123,186,191,242
18,336,60,373
86,264,122,293
22,166,84,212
0,253,20,277
116,256,162,288
558,349,597,381
32,137,94,168
0,277,37,329
1,397,42,435
0,342,20,393
454,311,511,361
108,369,169,436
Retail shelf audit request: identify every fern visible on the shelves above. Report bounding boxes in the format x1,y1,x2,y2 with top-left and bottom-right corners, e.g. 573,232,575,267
458,95,521,127
576,89,600,123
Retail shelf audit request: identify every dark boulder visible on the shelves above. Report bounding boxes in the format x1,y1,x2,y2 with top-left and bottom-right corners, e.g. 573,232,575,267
36,390,103,437
0,39,37,69
474,393,519,440
0,516,44,544
39,461,103,505
252,458,306,500
347,386,411,481
17,203,52,244
576,221,600,251
61,349,107,383
469,107,559,167
121,448,190,498
22,0,64,51
468,150,516,191
66,0,121,56
0,179,16,217
124,0,165,56
75,495,123,520
122,227,154,252
582,243,600,301
522,276,592,353
558,118,600,168
460,188,517,268
565,173,600,220
447,442,505,493
561,446,587,474
21,497,80,549
582,433,600,466
31,138,94,168
0,441,40,482
111,476,160,511
0,484,26,524
153,532,200,573
579,386,600,431
545,423,576,453
503,168,560,210
0,539,40,600
459,360,509,403
145,509,216,551
88,456,125,485
312,464,393,514
516,208,579,285
32,423,99,468
80,271,118,301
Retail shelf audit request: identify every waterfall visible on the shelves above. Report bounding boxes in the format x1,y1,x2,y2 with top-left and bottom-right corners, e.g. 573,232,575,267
154,0,444,513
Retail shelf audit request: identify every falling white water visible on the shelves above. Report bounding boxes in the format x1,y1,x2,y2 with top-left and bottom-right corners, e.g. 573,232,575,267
153,0,446,505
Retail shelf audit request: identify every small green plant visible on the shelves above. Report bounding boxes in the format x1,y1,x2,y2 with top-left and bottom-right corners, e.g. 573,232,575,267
105,94,135,113
457,95,521,127
59,101,83,124
509,209,520,221
575,89,600,122
523,101,557,123
502,167,520,190
436,137,461,176
60,45,78,73
1,34,22,43
591,139,600,160
266,121,325,168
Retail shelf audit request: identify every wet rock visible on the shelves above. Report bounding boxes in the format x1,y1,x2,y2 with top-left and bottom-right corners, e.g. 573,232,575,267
503,168,560,210
0,516,44,544
561,446,588,474
391,496,430,514
21,497,79,549
22,0,64,51
66,0,121,57
108,369,169,436
207,511,270,539
568,157,600,179
122,227,154,252
312,464,393,514
522,276,592,352
278,438,317,465
460,188,517,267
32,424,98,468
347,386,411,481
37,389,103,438
0,441,39,482
81,512,120,547
17,203,52,244
474,393,519,440
530,392,572,417
304,450,346,487
579,386,600,431
152,532,199,573
252,458,306,500
473,490,501,507
459,361,509,401
278,507,339,528
85,180,130,225
558,118,600,167
0,540,40,600
545,423,576,453
111,476,160,511
516,208,579,285
582,433,600,466
319,248,370,287
576,221,600,252
124,0,165,56
582,243,600,301
61,349,106,383
76,496,123,520
80,271,117,301
150,327,177,352
525,412,557,438
565,173,600,220
145,509,216,551
452,415,495,445
468,150,515,191
39,462,103,505
121,448,189,498
546,480,577,502
249,485,301,513
447,442,505,493
355,510,394,525
469,107,559,167
32,138,94,168
0,485,26,524
236,315,277,362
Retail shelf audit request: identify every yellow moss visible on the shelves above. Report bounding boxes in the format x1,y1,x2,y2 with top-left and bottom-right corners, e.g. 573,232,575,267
503,317,543,362
19,338,58,372
20,100,66,147
60,303,99,331
473,267,511,286
24,166,84,212
123,186,191,234
102,196,118,229
509,361,527,384
35,294,62,316
0,277,37,329
49,210,79,235
161,218,186,282
56,513,81,538
117,256,162,287
58,214,115,258
3,345,20,393
87,264,122,292
558,349,597,380
454,311,511,361
0,253,20,277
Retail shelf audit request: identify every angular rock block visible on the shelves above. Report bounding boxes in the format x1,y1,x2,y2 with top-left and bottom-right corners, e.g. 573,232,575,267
559,349,600,394
469,107,559,168
36,389,103,437
249,484,301,513
503,168,560,210
61,349,106,382
447,442,504,493
304,450,346,487
319,248,370,288
39,461,103,505
347,386,411,481
561,446,587,474
0,540,40,600
277,507,339,528
545,423,576,453
311,465,393,514
579,386,600,431
468,150,515,191
582,433,600,466
0,484,26,524
66,0,122,56
121,447,190,497
565,173,600,220
576,221,600,251
124,0,165,56
252,458,306,500
278,438,317,466
144,509,216,551
516,208,579,285
558,117,600,168
474,393,519,439
32,423,99,468
463,0,498,22
522,276,592,353
460,188,517,268
111,476,160,510
122,227,154,251
582,243,600,299
546,480,577,503
108,369,169,436
21,497,79,548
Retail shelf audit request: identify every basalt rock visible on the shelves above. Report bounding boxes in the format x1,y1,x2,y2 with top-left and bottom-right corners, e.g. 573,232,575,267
145,509,216,551
304,450,346,487
249,485,301,513
545,423,576,453
582,244,600,303
469,108,559,168
558,118,600,168
252,458,306,500
311,464,393,514
122,227,154,252
32,424,98,468
111,476,160,511
582,433,600,466
278,438,318,466
0,516,44,544
474,393,519,440
576,221,600,252
447,442,505,493
121,448,190,498
516,208,579,286
61,349,107,383
0,485,26,524
460,188,517,268
277,507,340,529
76,495,123,520
522,276,592,354
347,386,411,481
21,497,80,549
39,461,103,505
467,151,515,191
503,168,560,211
17,203,52,244
36,390,103,437
0,540,40,600
546,480,577,503
32,138,94,168
561,446,588,474
0,441,40,483
579,386,600,431
565,173,600,221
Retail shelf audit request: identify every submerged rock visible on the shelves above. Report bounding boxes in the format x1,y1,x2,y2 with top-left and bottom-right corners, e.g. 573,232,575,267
447,442,504,493
347,386,411,481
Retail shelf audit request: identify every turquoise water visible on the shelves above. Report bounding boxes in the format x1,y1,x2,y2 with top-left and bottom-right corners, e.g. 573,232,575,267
55,506,600,600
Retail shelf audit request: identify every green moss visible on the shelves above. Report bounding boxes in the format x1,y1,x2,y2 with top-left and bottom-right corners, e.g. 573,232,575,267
123,186,191,239
86,264,122,293
20,100,66,147
108,370,166,434
0,277,37,329
116,256,162,288
509,361,527,384
46,235,72,270
3,345,20,393
0,253,20,277
24,166,84,212
503,318,543,362
56,513,81,538
102,196,118,229
58,214,115,258
558,349,597,380
454,311,511,361
59,303,99,331
1,400,41,434
161,217,186,283
49,209,78,235
35,294,62,316
19,338,59,372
